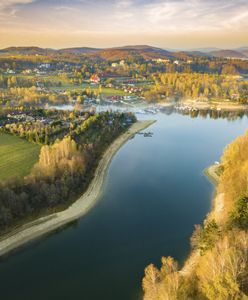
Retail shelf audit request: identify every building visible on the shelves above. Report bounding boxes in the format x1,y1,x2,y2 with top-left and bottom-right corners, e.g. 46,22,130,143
152,58,170,63
39,63,51,69
6,69,15,74
90,74,100,84
119,60,125,66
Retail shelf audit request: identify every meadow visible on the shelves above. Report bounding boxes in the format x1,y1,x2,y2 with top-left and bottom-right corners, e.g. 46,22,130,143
0,133,40,181
15,73,130,96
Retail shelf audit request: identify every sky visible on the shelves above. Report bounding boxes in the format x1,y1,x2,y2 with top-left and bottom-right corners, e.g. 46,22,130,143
0,0,248,49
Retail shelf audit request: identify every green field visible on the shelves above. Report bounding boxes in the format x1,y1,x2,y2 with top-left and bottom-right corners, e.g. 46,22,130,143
0,133,41,181
16,74,131,96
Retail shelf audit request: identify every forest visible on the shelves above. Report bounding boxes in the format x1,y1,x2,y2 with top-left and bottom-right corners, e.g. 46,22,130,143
142,130,248,300
143,73,248,103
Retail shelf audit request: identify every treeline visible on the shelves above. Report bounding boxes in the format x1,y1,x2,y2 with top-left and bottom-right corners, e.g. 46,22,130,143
0,84,101,107
0,75,40,89
221,130,248,229
0,86,69,106
0,111,136,231
143,73,248,103
3,118,69,144
1,52,248,76
142,130,248,299
2,108,77,144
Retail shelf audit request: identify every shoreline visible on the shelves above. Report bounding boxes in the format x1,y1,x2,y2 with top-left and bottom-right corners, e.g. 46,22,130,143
180,164,221,276
179,99,248,111
0,120,155,257
204,164,220,186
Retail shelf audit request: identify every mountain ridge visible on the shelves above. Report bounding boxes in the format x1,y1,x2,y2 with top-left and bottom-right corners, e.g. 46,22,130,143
0,45,247,60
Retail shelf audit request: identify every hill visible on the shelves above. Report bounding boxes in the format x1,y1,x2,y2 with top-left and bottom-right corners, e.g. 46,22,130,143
210,49,247,59
58,47,101,54
1,45,248,61
0,47,55,56
0,45,196,61
87,45,196,61
236,47,248,58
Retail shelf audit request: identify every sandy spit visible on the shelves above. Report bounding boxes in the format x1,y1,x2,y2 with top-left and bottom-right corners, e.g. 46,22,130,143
0,120,155,257
204,164,220,185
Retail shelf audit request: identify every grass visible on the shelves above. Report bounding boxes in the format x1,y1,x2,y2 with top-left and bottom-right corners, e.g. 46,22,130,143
0,133,41,181
15,74,132,96
101,87,129,96
51,83,130,96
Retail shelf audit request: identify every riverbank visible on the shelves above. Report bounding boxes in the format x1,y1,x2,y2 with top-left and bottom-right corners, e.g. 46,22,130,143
204,164,221,185
180,164,222,276
0,120,155,257
181,99,248,111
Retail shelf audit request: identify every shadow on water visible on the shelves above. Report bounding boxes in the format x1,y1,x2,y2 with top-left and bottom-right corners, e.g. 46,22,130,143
0,220,79,262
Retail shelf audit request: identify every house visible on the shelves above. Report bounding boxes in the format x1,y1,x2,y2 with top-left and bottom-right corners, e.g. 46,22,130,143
22,69,32,74
39,63,51,69
90,74,100,84
231,93,239,100
6,69,15,74
152,58,170,63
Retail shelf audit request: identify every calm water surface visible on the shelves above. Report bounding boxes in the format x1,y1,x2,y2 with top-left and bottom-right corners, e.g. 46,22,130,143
0,112,248,300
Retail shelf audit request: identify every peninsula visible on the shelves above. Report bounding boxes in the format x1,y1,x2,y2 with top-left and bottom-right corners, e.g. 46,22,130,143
0,120,155,257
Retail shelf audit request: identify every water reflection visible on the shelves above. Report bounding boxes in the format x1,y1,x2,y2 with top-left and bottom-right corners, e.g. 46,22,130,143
161,106,248,121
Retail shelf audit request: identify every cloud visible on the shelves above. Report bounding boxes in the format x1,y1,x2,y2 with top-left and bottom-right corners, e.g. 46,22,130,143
0,0,35,20
0,0,247,47
0,0,35,10
115,0,133,9
141,0,248,32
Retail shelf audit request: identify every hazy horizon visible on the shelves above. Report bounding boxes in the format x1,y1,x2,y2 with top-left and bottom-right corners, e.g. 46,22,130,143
0,0,248,49
1,44,247,51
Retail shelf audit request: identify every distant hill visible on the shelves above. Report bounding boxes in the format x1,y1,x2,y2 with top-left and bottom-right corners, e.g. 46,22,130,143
0,45,198,60
0,47,55,55
186,51,211,57
58,47,101,54
1,45,247,61
210,49,247,59
189,47,221,53
0,45,175,60
84,45,173,60
111,45,170,53
235,46,248,52
235,47,248,57
86,45,198,61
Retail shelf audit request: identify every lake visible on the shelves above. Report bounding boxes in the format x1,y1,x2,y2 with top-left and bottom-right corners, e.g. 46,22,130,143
0,112,248,300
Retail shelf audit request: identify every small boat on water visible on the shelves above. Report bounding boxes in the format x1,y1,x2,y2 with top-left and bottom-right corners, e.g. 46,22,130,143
136,131,154,137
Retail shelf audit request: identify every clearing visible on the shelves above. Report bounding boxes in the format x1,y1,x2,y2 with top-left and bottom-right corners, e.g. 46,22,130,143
0,133,40,181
